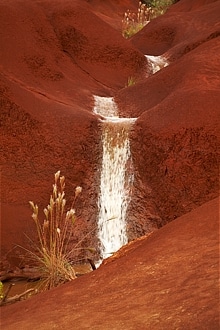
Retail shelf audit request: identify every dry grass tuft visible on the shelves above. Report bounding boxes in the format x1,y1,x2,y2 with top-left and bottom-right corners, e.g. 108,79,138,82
122,1,174,38
28,171,82,290
122,2,150,38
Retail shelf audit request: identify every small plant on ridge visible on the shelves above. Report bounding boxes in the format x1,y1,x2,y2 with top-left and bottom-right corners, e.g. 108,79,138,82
122,2,151,38
0,282,4,301
122,0,175,38
144,0,174,18
126,76,136,87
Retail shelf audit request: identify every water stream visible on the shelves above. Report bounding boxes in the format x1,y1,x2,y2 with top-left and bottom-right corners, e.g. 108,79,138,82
145,55,168,74
94,96,136,261
93,57,167,263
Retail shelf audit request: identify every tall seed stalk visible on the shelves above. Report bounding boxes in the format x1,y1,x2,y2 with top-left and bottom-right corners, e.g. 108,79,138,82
29,171,82,290
122,1,174,38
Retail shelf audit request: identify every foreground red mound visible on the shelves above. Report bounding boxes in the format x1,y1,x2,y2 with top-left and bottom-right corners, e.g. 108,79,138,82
1,198,219,329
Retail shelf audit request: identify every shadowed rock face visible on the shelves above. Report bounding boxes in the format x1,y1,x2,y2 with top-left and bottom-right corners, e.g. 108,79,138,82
0,0,219,289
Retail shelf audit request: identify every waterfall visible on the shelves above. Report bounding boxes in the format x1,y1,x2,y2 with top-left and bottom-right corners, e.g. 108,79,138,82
94,96,136,262
145,55,168,74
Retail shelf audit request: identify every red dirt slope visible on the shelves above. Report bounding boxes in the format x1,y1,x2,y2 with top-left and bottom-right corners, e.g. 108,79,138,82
88,0,138,31
1,197,219,329
116,0,220,235
0,0,146,265
0,0,219,328
131,0,220,57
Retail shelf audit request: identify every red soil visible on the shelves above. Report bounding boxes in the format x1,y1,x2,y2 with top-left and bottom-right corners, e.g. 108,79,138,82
1,197,219,329
0,0,219,327
0,0,146,265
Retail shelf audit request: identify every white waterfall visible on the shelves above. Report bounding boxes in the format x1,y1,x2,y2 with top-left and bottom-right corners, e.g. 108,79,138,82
94,96,136,262
145,55,168,74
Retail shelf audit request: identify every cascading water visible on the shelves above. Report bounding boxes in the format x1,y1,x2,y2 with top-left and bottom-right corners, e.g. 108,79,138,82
93,58,167,264
94,96,136,262
145,55,168,74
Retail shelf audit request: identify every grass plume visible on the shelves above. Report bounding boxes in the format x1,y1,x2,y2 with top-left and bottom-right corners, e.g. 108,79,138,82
28,171,82,290
122,0,175,38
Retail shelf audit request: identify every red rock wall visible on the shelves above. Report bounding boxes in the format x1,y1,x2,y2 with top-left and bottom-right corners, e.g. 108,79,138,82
117,0,220,237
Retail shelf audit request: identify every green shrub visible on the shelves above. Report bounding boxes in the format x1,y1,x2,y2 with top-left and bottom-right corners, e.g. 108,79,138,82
144,0,175,18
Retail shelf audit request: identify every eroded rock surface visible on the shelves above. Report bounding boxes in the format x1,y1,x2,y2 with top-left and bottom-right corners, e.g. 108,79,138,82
0,0,219,327
1,198,219,329
116,0,220,235
0,0,146,264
